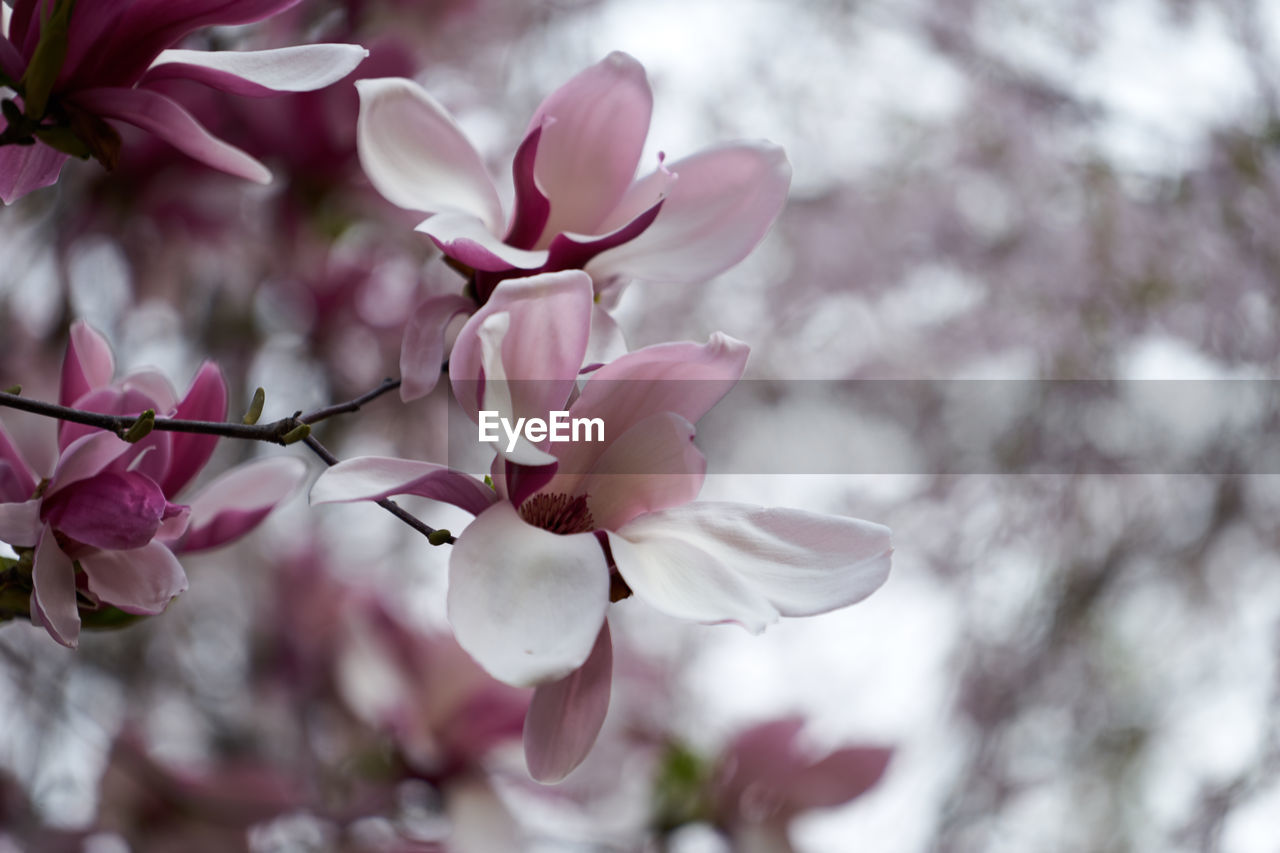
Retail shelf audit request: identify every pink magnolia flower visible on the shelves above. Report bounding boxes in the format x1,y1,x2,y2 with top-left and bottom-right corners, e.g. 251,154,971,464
0,322,306,646
357,52,791,401
708,717,892,852
311,271,892,782
0,0,368,203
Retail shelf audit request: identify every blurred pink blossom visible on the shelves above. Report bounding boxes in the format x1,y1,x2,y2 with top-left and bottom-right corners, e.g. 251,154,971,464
0,322,305,646
0,0,368,203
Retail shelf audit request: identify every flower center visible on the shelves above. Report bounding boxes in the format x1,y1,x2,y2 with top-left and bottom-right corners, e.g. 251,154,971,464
519,492,595,535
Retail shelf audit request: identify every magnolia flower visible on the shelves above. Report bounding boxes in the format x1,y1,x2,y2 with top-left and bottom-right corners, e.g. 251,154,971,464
358,52,791,400
0,322,305,646
0,0,368,203
708,718,892,853
311,271,892,782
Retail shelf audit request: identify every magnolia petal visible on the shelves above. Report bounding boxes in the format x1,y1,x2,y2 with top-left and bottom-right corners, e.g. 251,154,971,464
0,143,68,205
144,44,369,96
80,541,188,615
448,502,609,687
32,530,79,648
606,526,779,633
71,87,271,184
399,294,475,402
120,369,179,413
177,457,306,552
42,471,169,551
355,77,503,230
504,123,551,250
159,361,228,497
587,142,791,284
788,747,893,811
416,212,547,273
523,621,613,783
576,412,705,530
60,321,116,408
565,333,749,462
613,503,892,630
0,499,42,547
475,313,558,467
311,456,497,517
526,51,652,241
449,271,593,428
583,304,628,368
0,13,22,80
0,423,37,503
47,432,131,497
58,386,159,452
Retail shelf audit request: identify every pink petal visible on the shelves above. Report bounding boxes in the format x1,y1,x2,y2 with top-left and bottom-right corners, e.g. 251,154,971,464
142,44,369,96
58,386,157,451
32,529,79,648
523,621,613,783
0,15,23,81
788,747,893,811
551,333,748,480
610,503,892,631
60,321,116,408
416,212,547,273
0,140,68,205
79,541,187,615
449,271,593,429
310,456,497,517
587,142,791,284
504,123,551,250
176,456,306,552
583,304,628,367
42,471,169,551
0,422,37,503
542,194,664,272
526,52,652,243
355,77,504,230
119,369,179,412
448,502,609,686
574,412,705,530
399,294,475,402
0,499,42,547
158,361,228,497
47,432,132,497
70,87,271,183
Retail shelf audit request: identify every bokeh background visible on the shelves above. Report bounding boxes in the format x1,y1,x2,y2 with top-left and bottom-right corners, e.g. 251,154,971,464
3,0,1280,850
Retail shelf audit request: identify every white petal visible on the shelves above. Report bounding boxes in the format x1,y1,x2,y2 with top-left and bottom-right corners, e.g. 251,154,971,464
448,502,609,687
610,503,891,631
356,77,504,230
148,44,369,93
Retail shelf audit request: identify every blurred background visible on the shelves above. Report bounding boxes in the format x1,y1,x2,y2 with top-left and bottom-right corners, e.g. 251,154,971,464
3,0,1280,850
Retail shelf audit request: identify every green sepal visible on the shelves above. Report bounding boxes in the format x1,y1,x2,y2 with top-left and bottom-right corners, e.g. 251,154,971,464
79,605,146,631
34,125,91,159
20,0,79,121
243,387,266,425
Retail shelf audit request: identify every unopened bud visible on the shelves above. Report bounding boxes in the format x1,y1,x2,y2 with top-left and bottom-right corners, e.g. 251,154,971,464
281,423,311,445
122,410,155,443
243,387,266,425
427,528,452,546
2,385,20,396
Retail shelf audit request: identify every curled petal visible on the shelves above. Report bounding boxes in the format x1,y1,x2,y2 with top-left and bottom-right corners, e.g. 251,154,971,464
611,503,891,631
449,271,593,428
159,361,228,497
526,51,652,241
417,212,547,273
356,77,504,230
789,747,893,811
80,541,187,615
60,321,116,409
47,432,131,497
0,143,68,205
524,621,613,783
32,530,79,648
42,471,169,551
311,456,496,517
448,502,609,686
176,457,306,552
399,294,475,402
71,87,271,184
143,44,369,96
583,304,628,368
587,142,791,284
